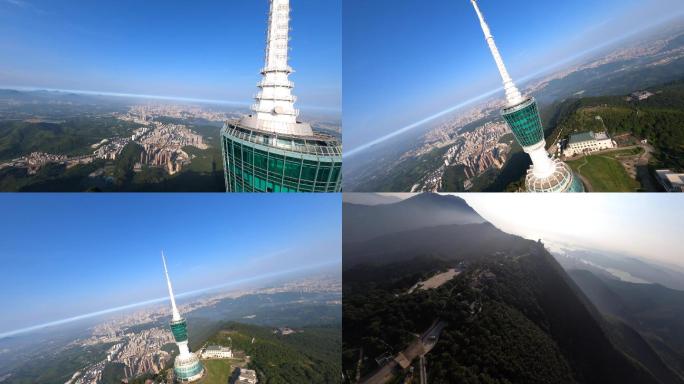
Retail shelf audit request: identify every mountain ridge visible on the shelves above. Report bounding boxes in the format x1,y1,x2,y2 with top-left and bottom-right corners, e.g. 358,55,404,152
343,192,485,244
343,193,675,383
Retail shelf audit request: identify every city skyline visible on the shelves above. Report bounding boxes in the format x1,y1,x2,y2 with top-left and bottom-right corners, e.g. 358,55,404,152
0,0,342,111
343,0,684,155
0,194,341,337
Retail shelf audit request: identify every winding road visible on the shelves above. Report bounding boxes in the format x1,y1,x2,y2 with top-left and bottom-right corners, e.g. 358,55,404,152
359,321,447,384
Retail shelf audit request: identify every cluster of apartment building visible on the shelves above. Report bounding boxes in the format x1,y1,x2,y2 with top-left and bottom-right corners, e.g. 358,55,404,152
113,328,174,377
414,120,510,192
0,152,68,174
0,102,227,179
134,123,207,175
70,326,174,384
444,121,510,180
69,360,107,384
121,104,232,123
93,137,131,160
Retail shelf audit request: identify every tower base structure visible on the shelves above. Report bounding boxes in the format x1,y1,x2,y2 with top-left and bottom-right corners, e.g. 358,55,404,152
221,118,342,192
173,352,204,382
500,97,584,193
525,158,585,193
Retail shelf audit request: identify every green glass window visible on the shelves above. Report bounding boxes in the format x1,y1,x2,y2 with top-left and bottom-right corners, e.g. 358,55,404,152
254,150,268,169
503,99,544,148
301,162,318,182
221,125,342,192
175,362,203,379
170,319,188,342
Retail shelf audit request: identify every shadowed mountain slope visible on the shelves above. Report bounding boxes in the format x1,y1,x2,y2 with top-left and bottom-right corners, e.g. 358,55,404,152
343,194,679,384
343,193,485,244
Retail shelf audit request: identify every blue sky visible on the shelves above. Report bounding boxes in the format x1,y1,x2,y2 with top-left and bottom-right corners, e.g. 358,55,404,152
0,0,341,110
0,194,341,336
343,0,684,155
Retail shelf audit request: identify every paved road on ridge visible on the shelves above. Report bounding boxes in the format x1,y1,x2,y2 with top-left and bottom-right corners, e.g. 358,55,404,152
359,320,447,384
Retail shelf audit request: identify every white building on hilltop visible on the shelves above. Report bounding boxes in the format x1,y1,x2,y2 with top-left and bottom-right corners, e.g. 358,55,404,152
655,170,684,192
231,368,258,384
564,131,615,157
202,345,233,359
631,90,654,101
274,327,296,336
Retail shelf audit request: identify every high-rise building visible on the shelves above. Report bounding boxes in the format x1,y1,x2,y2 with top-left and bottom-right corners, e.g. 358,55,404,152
221,0,342,192
470,0,584,192
161,252,204,382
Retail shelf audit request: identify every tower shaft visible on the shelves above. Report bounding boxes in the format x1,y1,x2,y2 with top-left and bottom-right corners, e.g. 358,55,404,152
250,0,312,135
264,0,291,73
470,0,523,106
501,99,556,178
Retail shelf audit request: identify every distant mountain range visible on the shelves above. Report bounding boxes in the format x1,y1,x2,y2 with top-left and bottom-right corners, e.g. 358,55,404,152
343,193,485,244
569,269,684,383
343,193,684,384
0,88,132,107
342,193,403,206
555,248,684,291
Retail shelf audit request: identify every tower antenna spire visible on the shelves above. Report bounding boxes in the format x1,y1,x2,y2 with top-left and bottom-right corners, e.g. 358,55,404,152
161,250,180,320
470,0,523,106
219,0,342,192
248,0,312,135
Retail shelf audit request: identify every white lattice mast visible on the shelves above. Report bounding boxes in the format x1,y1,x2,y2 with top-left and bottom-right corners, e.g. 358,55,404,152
250,0,309,135
161,250,181,322
470,0,523,107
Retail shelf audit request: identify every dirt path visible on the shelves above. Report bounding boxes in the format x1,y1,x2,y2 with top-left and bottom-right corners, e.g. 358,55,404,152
407,269,461,294
571,157,594,192
575,156,589,174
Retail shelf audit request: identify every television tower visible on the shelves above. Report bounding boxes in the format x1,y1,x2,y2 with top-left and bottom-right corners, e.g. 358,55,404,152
470,0,584,192
220,0,342,192
162,251,204,382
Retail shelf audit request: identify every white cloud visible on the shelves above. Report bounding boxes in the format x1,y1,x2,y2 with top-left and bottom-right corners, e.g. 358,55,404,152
2,0,28,7
1,0,45,14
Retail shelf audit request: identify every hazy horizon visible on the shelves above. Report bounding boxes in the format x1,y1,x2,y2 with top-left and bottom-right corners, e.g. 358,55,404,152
366,193,684,270
0,86,343,116
0,0,341,110
0,264,339,339
0,194,341,337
